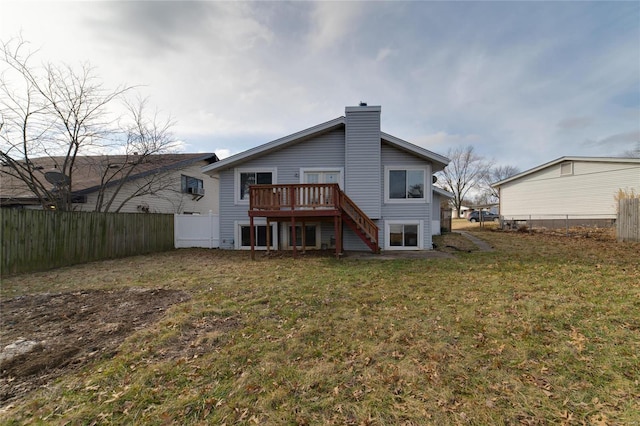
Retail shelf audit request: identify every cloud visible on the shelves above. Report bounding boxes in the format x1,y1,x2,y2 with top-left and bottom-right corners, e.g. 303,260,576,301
557,117,594,130
214,149,232,160
2,1,637,172
375,48,392,62
91,2,273,56
584,130,640,147
307,2,363,50
413,132,482,151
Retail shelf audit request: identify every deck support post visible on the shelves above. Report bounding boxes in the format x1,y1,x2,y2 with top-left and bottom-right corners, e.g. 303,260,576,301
249,215,255,260
302,221,306,254
266,218,271,254
291,216,297,257
334,214,343,257
338,216,343,254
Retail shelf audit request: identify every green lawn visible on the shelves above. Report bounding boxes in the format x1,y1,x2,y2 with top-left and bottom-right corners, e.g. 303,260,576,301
1,229,639,425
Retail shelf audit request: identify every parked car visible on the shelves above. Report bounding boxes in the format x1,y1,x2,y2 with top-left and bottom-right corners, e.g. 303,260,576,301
468,211,500,223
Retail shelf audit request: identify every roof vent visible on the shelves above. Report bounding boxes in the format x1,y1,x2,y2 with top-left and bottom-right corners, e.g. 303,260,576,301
359,101,367,106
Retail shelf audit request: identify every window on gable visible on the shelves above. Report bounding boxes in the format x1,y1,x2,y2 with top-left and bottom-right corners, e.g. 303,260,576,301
560,162,573,176
238,171,273,202
386,167,426,202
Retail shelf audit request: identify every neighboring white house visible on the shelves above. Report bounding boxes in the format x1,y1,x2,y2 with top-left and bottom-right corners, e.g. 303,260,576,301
202,104,450,253
451,205,471,219
492,156,640,226
1,153,219,214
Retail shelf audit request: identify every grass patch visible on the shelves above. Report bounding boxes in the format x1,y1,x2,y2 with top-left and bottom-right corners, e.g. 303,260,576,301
1,231,639,424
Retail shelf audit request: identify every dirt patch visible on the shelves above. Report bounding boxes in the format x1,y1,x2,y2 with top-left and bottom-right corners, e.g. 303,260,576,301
0,288,190,406
153,314,241,362
503,225,617,241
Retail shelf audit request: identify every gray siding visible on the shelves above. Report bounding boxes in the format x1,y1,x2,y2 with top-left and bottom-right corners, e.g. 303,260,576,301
380,143,433,249
431,193,442,235
218,129,346,249
343,224,378,251
217,117,442,251
345,106,381,218
249,128,346,184
218,168,237,249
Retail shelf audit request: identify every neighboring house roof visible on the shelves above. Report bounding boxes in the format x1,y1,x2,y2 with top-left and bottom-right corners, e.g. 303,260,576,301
433,186,454,198
470,203,499,210
492,156,640,187
1,153,218,203
202,116,449,174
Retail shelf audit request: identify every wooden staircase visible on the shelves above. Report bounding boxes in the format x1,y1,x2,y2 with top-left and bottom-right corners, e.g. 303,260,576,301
339,192,379,253
248,183,379,255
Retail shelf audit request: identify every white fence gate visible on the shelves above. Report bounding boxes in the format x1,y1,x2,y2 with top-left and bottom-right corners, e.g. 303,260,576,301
174,213,220,248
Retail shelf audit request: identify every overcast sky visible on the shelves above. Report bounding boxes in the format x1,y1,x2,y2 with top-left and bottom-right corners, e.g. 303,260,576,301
1,1,639,172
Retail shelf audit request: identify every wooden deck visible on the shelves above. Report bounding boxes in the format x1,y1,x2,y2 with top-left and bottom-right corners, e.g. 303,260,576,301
247,184,379,258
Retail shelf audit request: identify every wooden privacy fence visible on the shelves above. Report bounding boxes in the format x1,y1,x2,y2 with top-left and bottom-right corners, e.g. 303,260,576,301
617,198,640,242
1,210,174,275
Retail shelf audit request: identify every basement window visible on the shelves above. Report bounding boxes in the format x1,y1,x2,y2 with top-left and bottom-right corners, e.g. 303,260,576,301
384,220,423,250
235,221,277,250
285,223,320,249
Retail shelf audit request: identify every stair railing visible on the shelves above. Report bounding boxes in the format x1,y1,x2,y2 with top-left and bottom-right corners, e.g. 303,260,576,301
339,192,379,251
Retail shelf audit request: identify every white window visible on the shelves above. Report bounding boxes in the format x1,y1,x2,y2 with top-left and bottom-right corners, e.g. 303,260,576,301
234,220,278,250
300,168,344,188
299,168,344,206
384,166,428,203
235,168,276,204
384,220,423,250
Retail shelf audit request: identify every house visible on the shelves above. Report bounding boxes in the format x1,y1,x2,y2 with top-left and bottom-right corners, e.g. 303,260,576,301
451,204,471,219
468,204,499,216
1,153,219,214
492,156,640,228
202,104,450,256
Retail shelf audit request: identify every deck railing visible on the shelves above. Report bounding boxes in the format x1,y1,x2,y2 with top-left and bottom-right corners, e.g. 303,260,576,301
250,183,341,211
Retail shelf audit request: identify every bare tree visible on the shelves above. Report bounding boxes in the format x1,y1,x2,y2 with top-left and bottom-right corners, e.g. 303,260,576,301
1,37,178,211
478,164,520,203
436,145,492,217
92,98,179,212
621,141,640,158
